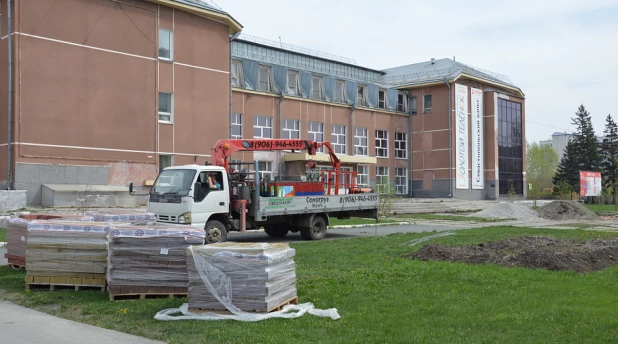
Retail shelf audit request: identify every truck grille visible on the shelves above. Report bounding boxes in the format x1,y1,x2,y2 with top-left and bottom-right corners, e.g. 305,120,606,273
157,215,177,223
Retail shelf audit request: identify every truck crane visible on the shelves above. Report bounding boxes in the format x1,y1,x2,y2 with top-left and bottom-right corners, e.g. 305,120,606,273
132,138,379,244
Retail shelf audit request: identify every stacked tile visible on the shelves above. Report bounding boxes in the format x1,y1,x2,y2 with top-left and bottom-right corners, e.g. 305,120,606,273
107,224,205,295
25,221,109,287
187,243,297,312
87,210,156,223
5,214,94,267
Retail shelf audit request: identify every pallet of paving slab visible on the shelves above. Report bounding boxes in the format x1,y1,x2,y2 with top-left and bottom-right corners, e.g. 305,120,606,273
108,285,188,301
26,283,106,291
188,296,299,314
109,292,188,301
25,275,106,286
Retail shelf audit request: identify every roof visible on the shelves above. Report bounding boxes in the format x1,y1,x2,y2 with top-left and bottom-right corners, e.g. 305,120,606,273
146,0,242,33
552,132,573,136
378,58,523,96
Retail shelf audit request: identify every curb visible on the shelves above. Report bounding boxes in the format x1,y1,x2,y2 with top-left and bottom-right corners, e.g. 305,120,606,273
331,221,409,229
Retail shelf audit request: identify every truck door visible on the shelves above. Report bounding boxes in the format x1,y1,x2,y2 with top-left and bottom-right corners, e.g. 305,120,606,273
192,171,228,227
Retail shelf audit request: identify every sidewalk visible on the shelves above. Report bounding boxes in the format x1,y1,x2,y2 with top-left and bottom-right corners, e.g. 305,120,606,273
0,301,163,344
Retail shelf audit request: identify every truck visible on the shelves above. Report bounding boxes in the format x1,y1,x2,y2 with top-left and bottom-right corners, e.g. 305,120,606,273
130,138,379,244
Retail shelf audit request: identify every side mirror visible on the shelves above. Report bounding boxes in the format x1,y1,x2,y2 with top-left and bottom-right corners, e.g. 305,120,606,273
129,182,134,194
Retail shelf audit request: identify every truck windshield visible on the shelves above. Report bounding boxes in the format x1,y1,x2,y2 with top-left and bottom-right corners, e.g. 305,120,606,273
151,169,196,196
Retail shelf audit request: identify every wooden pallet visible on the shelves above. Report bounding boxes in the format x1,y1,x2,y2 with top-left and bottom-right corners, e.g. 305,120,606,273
109,292,188,301
188,296,299,314
26,283,106,292
25,275,106,286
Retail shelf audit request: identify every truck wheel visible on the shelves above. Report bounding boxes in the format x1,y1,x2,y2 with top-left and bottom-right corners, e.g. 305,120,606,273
300,216,327,240
264,225,289,238
204,220,227,244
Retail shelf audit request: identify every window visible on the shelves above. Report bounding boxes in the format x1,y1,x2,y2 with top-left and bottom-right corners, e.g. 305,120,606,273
357,165,369,186
158,92,173,122
423,94,432,113
258,65,272,92
253,116,273,138
158,28,173,60
308,122,324,153
410,96,417,114
378,89,386,109
376,167,390,194
334,80,345,103
159,155,172,171
283,119,300,139
287,71,299,96
354,127,368,156
258,161,273,181
395,168,408,195
231,60,243,87
397,92,408,112
356,85,367,106
498,99,523,195
395,132,407,159
230,159,242,172
311,76,324,100
195,171,225,202
375,130,388,158
332,124,347,154
231,113,242,139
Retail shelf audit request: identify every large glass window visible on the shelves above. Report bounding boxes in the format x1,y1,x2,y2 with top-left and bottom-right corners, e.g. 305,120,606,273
308,122,324,153
283,119,300,139
357,165,369,186
376,130,388,158
395,132,407,159
395,168,408,195
158,28,173,60
158,92,173,122
334,80,345,103
258,66,272,92
231,113,242,139
332,124,347,154
498,99,523,195
376,166,389,194
354,127,368,156
253,116,273,138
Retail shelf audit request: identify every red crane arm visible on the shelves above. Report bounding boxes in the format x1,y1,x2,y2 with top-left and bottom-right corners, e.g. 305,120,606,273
212,139,317,172
316,141,341,170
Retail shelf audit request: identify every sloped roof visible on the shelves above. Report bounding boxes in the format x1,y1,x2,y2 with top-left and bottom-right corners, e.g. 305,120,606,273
378,58,523,96
148,0,242,33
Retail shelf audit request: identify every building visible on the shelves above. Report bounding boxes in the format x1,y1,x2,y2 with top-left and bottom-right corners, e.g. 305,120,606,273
0,0,526,204
230,37,526,200
540,132,574,162
0,0,241,204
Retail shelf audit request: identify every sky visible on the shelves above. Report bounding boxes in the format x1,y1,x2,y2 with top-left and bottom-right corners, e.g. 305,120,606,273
212,0,618,143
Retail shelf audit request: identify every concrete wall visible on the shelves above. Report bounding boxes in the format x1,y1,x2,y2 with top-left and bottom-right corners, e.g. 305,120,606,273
0,190,26,212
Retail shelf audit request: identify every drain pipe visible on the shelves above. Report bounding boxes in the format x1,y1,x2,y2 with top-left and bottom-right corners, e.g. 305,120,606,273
228,32,240,144
6,0,12,189
407,91,413,197
445,79,452,197
278,92,284,177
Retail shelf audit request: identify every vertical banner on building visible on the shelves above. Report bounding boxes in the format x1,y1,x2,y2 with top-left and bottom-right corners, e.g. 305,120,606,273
455,84,469,189
471,88,484,189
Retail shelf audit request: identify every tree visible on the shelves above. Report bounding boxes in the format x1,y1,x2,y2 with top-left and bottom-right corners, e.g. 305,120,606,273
526,142,559,191
553,104,601,194
601,114,618,199
553,139,579,194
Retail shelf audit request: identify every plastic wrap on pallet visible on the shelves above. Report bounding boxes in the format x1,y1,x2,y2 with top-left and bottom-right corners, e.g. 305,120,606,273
5,214,94,265
107,224,205,288
154,243,340,322
87,210,156,222
26,221,109,277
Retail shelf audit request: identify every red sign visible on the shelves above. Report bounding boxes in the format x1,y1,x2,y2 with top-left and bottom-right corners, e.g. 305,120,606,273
579,171,602,197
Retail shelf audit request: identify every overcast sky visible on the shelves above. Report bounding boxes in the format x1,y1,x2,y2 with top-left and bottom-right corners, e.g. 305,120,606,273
215,0,618,143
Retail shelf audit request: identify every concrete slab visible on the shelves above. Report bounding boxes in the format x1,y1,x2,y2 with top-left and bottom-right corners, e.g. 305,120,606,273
0,247,6,266
0,301,163,344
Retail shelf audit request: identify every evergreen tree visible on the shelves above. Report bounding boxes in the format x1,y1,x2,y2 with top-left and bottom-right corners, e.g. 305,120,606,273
553,138,579,193
571,104,602,172
601,114,618,195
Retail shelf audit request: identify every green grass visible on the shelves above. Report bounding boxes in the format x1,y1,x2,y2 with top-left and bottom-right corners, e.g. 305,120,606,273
329,217,398,226
0,228,5,242
395,213,507,222
1,227,618,343
585,204,618,213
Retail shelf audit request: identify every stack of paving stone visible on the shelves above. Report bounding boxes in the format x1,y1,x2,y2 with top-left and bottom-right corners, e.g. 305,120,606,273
87,210,156,223
5,214,93,268
25,221,109,289
107,224,205,298
187,242,298,312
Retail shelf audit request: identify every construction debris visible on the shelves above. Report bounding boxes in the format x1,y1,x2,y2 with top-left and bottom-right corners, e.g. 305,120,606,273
470,203,542,220
537,200,599,221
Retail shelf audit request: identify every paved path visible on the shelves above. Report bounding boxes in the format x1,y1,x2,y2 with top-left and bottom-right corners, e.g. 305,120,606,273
0,301,163,344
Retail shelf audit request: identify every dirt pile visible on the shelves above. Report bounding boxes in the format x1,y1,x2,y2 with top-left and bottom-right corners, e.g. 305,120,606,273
471,203,541,220
538,200,599,221
403,236,618,273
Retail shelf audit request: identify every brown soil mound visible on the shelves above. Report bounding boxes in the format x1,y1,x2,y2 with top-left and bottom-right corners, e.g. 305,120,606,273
403,236,618,273
537,200,599,221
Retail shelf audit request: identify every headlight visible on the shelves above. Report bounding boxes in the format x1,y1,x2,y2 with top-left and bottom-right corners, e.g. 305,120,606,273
178,211,192,224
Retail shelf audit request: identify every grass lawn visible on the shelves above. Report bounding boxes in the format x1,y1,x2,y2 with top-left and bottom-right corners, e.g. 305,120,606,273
395,213,506,222
0,228,5,242
585,203,618,213
329,217,399,226
1,227,617,343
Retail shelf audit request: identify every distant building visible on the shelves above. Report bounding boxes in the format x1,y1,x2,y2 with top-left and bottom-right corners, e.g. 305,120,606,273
540,132,574,161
